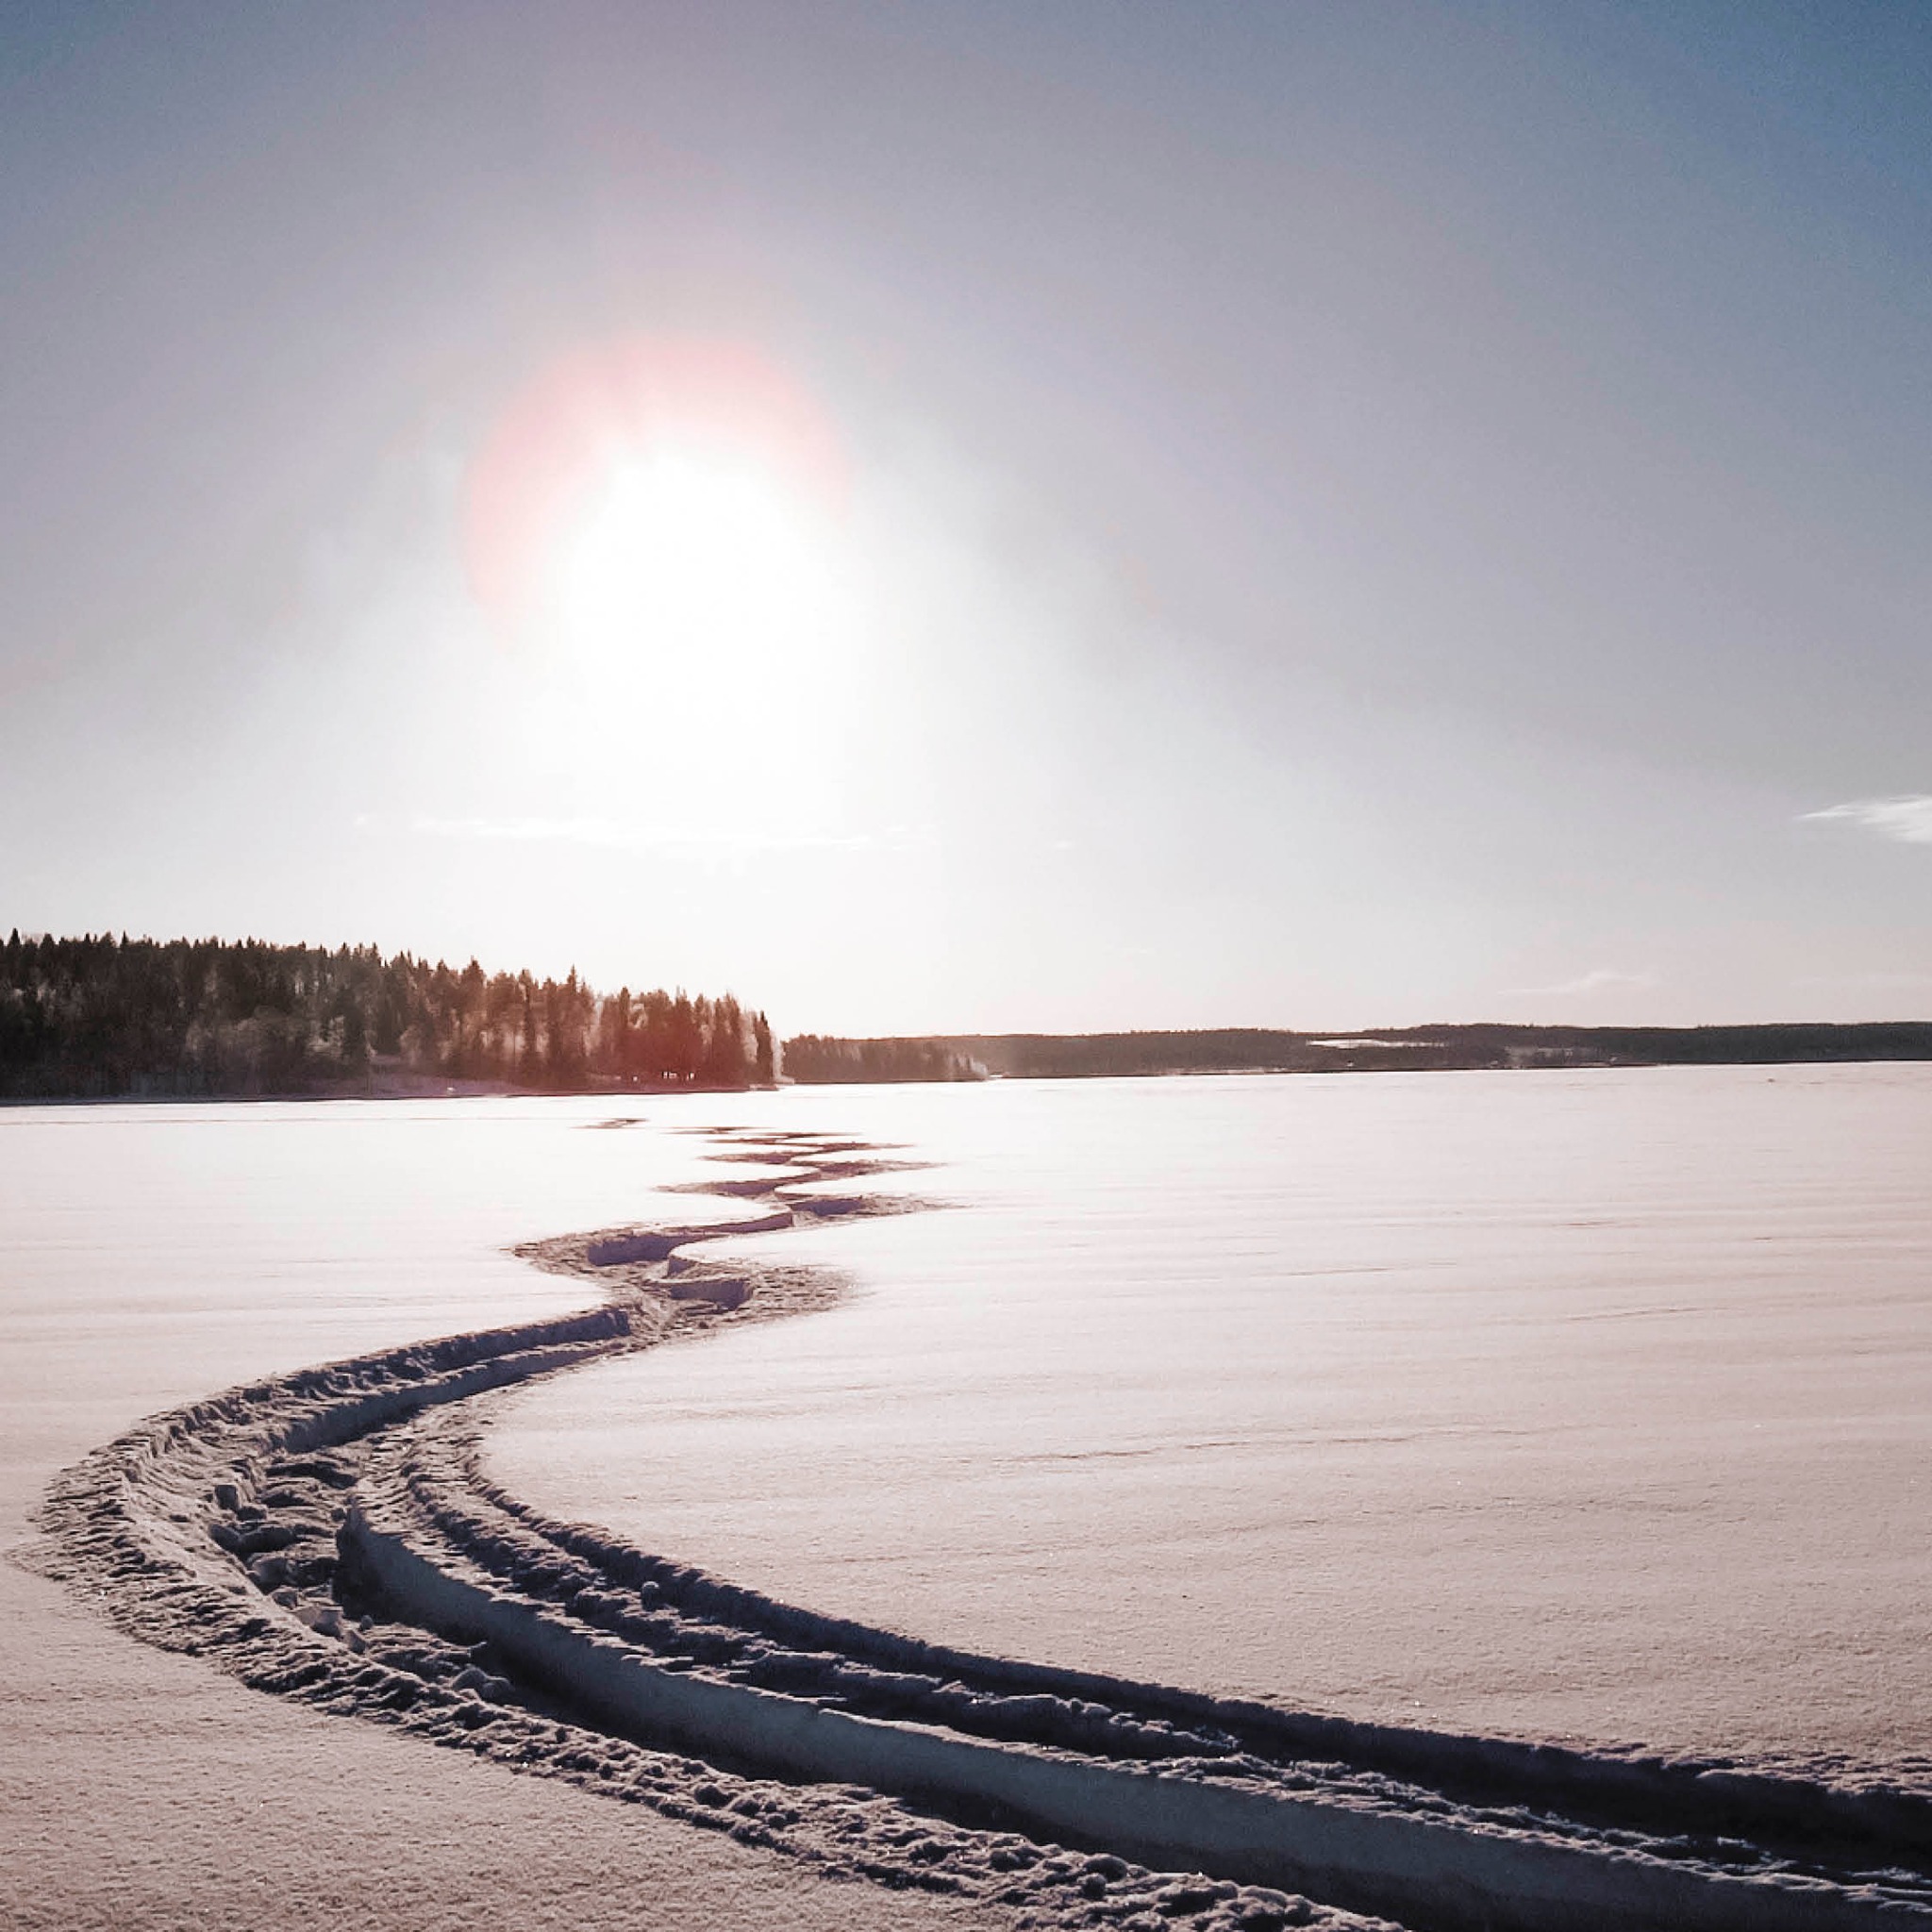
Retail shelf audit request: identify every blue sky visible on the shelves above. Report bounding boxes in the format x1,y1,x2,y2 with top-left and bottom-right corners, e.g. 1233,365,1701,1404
4,2,1928,1031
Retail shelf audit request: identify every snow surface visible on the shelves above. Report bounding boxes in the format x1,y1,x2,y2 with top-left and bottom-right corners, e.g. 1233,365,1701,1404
8,1071,1930,1930
487,1065,1932,1785
0,1099,1024,1932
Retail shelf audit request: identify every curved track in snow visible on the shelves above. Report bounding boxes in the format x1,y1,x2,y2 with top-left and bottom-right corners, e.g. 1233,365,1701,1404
37,1125,1932,1932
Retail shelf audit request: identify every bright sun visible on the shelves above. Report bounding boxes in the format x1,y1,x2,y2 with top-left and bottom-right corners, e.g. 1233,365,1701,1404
552,441,845,705
460,338,877,832
464,338,860,728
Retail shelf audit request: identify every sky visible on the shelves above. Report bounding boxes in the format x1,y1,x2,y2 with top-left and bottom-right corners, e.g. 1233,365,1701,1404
4,1,1930,1034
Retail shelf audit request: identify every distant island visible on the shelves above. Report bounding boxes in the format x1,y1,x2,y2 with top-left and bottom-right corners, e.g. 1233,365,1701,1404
0,932,773,1098
776,1022,1932,1082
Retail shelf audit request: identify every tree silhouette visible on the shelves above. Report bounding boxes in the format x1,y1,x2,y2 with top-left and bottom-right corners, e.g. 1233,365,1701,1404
0,933,777,1098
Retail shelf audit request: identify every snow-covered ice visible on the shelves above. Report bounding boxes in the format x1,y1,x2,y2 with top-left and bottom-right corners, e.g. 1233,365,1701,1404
0,1100,1031,1932
491,1066,1932,1782
8,1069,1932,1930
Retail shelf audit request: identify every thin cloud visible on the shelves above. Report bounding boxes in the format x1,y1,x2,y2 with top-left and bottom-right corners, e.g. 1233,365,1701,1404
1796,970,1932,991
400,814,936,856
1801,795,1932,844
1507,967,1659,998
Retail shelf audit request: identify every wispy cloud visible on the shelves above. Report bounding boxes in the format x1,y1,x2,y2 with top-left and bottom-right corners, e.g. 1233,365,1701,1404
1507,967,1659,998
1801,795,1932,844
358,813,936,856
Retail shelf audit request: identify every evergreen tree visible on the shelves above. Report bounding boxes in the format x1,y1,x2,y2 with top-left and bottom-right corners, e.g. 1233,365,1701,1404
0,934,768,1097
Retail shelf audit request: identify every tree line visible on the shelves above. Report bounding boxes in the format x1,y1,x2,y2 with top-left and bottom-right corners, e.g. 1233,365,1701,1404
865,1023,1932,1079
0,932,774,1098
777,1034,986,1084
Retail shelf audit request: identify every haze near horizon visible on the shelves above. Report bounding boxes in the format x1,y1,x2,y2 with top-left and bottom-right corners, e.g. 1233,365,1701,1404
5,3,1929,1032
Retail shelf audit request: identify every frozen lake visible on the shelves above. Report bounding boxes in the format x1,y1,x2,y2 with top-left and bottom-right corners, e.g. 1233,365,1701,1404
6,1057,1929,1929
0,1095,1018,1932
484,1064,1932,1785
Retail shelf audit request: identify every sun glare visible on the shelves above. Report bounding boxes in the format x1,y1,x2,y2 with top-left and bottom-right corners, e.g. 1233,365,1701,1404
462,339,863,725
462,336,879,826
552,440,845,704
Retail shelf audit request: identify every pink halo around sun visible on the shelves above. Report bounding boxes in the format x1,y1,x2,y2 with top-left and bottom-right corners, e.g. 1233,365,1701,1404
462,337,849,631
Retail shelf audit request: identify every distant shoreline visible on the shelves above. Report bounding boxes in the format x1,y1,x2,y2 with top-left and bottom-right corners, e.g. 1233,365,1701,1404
0,1078,773,1107
790,1019,1932,1084
8,1019,1932,1103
